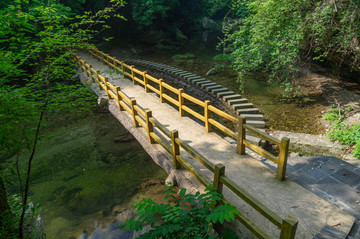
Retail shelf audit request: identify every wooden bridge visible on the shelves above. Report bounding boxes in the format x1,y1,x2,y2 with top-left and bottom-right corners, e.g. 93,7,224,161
73,48,356,239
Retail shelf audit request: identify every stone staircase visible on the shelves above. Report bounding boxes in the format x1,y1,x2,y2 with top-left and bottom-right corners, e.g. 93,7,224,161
123,59,265,129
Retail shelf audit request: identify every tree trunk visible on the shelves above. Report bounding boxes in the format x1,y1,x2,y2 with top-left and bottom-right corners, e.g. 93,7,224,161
0,176,15,235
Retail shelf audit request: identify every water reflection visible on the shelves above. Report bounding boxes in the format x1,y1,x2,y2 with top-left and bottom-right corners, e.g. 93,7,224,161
16,112,167,238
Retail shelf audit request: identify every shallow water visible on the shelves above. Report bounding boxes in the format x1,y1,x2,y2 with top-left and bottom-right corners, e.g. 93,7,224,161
13,112,167,238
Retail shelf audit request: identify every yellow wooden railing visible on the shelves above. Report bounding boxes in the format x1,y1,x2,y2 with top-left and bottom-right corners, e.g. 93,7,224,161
73,52,298,239
84,47,290,181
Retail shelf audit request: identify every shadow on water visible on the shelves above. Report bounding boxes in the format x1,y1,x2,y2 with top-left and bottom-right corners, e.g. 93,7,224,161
11,112,167,238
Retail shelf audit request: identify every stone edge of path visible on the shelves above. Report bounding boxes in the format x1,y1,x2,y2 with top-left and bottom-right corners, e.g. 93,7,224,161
122,58,266,130
271,130,359,163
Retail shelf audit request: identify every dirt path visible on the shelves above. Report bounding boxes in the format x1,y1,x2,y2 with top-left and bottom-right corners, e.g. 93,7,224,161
299,67,360,115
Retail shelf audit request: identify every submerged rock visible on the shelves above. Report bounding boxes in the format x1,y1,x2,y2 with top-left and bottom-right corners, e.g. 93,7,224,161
113,131,135,143
206,67,217,76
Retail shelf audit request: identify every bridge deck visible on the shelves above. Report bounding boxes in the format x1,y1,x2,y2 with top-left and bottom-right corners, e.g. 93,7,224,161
77,52,355,239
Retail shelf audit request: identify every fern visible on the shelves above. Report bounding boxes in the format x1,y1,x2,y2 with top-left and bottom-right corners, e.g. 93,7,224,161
120,185,240,238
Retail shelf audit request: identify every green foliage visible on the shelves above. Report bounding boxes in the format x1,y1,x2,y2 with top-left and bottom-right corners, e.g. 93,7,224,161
353,138,360,158
120,185,240,238
0,0,125,237
213,54,233,62
215,64,225,69
323,107,344,123
222,0,360,96
172,53,195,59
131,0,179,27
323,107,360,158
0,195,43,239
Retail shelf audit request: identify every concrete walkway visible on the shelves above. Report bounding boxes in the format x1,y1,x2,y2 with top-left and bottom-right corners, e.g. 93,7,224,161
77,52,356,239
258,155,360,238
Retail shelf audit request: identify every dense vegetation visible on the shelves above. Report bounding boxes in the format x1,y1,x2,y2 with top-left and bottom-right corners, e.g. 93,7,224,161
220,0,360,95
0,0,124,237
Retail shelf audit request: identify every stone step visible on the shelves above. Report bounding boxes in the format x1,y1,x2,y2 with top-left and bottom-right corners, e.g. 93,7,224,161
171,70,186,74
163,66,177,71
211,88,228,94
186,76,202,81
205,85,223,91
232,103,254,110
236,108,260,114
217,91,235,98
223,94,242,101
240,114,264,121
246,120,266,128
179,73,195,77
195,80,212,86
193,80,211,86
201,82,217,89
227,98,248,105
189,77,205,83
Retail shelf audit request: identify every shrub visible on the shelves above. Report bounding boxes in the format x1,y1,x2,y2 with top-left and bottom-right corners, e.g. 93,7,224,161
120,185,240,238
213,54,233,62
323,107,360,158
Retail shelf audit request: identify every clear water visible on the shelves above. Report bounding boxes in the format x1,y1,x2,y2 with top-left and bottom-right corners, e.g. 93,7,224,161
13,112,167,238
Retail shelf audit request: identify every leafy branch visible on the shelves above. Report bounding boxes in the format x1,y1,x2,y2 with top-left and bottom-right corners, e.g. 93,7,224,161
120,185,240,238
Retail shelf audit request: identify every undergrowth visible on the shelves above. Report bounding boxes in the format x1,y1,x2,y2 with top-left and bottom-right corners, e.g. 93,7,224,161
323,106,360,158
120,185,240,238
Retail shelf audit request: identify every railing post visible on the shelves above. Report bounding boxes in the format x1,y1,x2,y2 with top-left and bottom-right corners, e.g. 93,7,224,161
143,72,149,92
80,60,85,72
116,86,124,111
96,49,101,61
204,100,211,132
121,61,125,75
84,61,89,76
130,99,139,127
213,163,225,209
280,215,298,239
106,54,110,65
178,88,184,116
171,130,180,169
101,52,105,64
159,79,164,103
113,57,117,70
131,65,136,85
277,137,290,181
213,163,225,194
96,70,101,90
237,116,246,154
104,77,110,99
145,110,155,144
89,64,94,82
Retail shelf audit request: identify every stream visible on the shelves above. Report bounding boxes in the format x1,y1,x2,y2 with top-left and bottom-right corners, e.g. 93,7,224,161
11,112,167,238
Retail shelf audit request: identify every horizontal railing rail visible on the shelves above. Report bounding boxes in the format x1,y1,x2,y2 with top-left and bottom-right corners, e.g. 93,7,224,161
74,52,298,239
